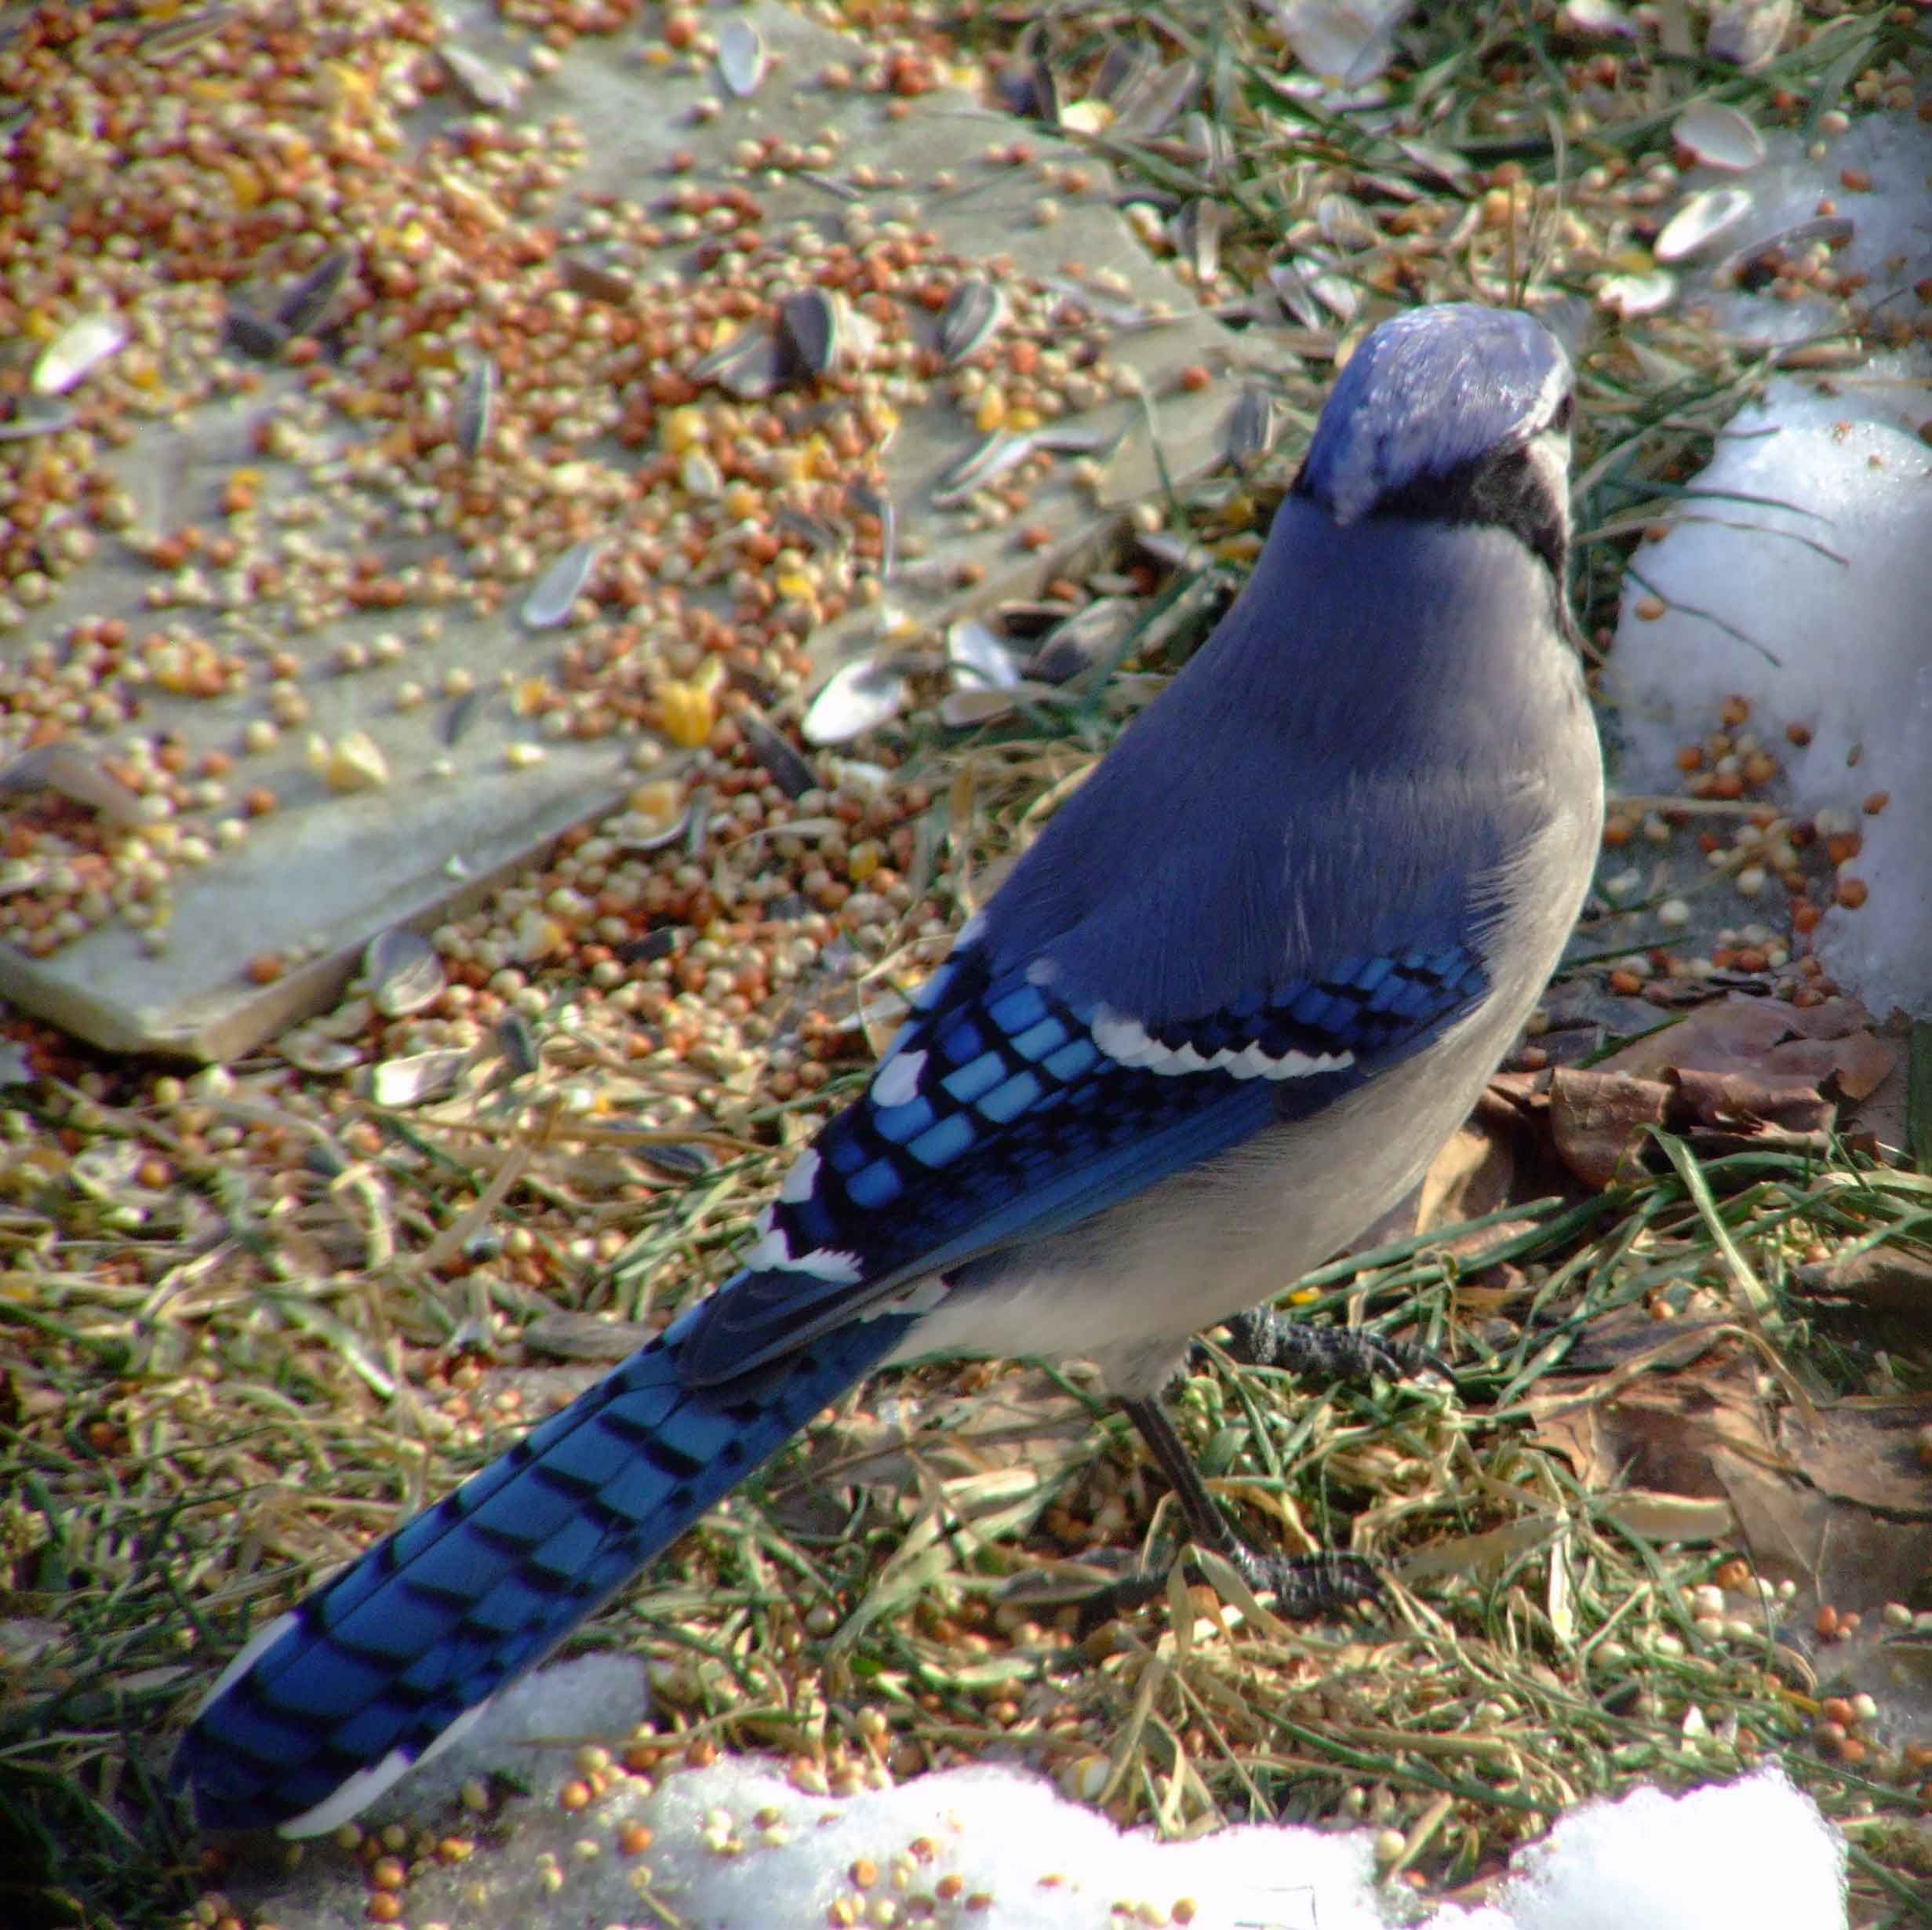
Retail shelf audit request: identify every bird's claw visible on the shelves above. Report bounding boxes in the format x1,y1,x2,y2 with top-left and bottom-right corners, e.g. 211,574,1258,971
1214,1307,1454,1389
1075,1544,1381,1634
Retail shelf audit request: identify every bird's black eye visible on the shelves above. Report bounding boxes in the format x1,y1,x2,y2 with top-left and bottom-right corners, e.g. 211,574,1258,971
1552,391,1575,432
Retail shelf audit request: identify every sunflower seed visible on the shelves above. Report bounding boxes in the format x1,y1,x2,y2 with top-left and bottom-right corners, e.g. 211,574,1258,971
639,1140,718,1181
1032,423,1123,457
1024,53,1061,125
280,1030,367,1075
441,44,526,112
1266,260,1326,330
224,305,289,360
1706,0,1792,70
1178,111,1232,182
496,1011,540,1075
442,685,486,745
939,685,1018,729
1135,529,1211,573
776,504,844,553
932,430,1036,507
947,618,1021,691
1307,270,1361,323
453,355,495,459
365,925,446,1018
691,326,786,399
275,248,355,337
1097,40,1158,107
1221,384,1279,474
717,19,766,96
1176,197,1224,283
31,313,126,395
1001,25,1060,123
991,600,1078,638
850,479,897,583
369,1049,471,1109
1597,270,1676,317
684,789,712,858
737,707,817,799
1672,100,1766,172
1655,186,1755,262
1392,138,1476,191
1027,596,1139,685
522,538,602,628
139,5,237,60
1112,57,1199,135
1281,1,1400,86
777,287,845,377
802,655,910,745
937,276,1008,365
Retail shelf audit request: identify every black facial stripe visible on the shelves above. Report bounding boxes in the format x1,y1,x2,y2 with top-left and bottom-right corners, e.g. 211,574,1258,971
1368,443,1568,583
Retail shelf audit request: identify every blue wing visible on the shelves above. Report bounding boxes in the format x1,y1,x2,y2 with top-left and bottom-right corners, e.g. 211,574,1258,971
679,930,1484,1382
684,494,1562,1387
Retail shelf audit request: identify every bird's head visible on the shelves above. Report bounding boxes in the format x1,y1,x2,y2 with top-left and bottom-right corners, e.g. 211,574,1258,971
1293,304,1576,586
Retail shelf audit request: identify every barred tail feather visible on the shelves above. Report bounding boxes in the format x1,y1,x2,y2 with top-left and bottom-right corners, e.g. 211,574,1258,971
173,1306,913,1834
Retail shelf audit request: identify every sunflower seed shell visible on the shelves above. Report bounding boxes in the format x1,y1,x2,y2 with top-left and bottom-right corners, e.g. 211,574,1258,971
717,20,767,96
31,313,127,395
802,655,910,745
938,277,1008,365
365,926,447,1018
275,248,355,337
522,539,602,628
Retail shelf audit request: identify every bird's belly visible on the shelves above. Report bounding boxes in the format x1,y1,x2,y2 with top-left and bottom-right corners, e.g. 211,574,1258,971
890,1008,1514,1397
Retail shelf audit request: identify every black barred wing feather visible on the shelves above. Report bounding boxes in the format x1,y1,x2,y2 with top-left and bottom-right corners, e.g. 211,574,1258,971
677,938,1484,1384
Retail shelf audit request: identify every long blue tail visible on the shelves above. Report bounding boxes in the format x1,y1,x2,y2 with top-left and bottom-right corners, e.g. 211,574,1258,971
172,1304,913,1834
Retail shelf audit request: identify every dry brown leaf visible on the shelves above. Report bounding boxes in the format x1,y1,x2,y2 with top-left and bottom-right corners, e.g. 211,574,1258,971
1595,992,1899,1100
1774,1394,1932,1519
1533,1347,1932,1611
1414,1120,1517,1235
1547,1068,1670,1188
1528,1346,1781,1500
1794,1244,1932,1320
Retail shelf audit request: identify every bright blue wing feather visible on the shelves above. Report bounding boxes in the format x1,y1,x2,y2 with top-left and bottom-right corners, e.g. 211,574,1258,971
679,934,1484,1382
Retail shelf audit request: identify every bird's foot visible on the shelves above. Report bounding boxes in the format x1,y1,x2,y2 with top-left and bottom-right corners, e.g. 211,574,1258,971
1217,1306,1452,1389
1076,1544,1381,1633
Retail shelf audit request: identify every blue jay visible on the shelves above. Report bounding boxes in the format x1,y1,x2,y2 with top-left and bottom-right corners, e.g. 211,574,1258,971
173,302,1603,1835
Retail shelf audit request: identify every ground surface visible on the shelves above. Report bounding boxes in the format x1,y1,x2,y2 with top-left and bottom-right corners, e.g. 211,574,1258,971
2,2,1930,1927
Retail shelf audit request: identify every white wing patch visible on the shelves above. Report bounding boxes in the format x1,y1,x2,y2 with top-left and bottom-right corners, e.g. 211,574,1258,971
1091,1004,1354,1083
871,1049,926,1108
778,1148,821,1203
744,1224,863,1284
277,1700,493,1839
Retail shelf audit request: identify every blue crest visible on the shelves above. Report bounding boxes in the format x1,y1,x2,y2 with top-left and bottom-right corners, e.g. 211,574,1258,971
1298,305,1571,525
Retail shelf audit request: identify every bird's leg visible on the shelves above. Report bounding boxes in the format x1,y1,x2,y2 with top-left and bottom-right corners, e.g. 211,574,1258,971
1075,1397,1381,1630
1215,1305,1453,1389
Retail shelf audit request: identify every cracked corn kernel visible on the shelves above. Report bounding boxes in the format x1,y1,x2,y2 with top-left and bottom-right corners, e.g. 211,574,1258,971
659,679,716,748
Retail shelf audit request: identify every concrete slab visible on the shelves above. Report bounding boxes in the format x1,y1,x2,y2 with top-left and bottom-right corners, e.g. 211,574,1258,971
0,0,1271,1061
